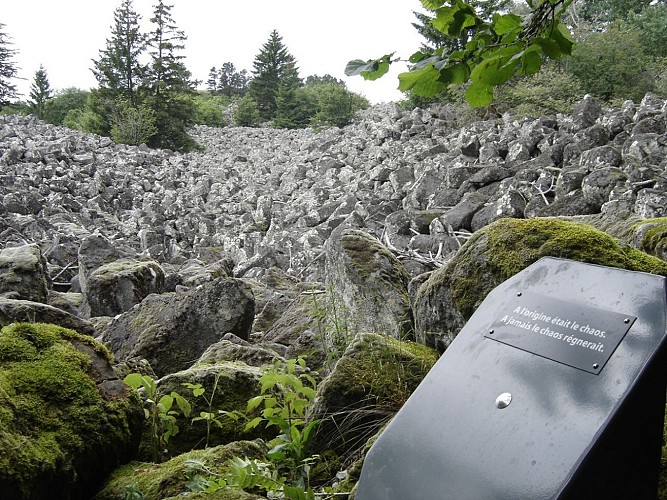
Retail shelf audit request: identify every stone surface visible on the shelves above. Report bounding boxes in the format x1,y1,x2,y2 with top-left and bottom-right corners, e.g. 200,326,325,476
99,277,255,376
325,228,413,340
0,244,50,302
81,258,165,318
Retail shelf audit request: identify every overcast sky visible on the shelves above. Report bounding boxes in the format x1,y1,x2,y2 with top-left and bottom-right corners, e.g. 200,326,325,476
3,1,427,104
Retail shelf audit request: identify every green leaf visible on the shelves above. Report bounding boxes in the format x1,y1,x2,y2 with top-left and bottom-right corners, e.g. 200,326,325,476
363,61,390,81
247,395,265,412
493,13,521,35
267,448,287,462
465,81,494,108
409,51,431,64
433,6,477,37
470,57,517,86
552,23,575,56
344,56,392,81
284,485,316,500
344,59,377,76
244,416,264,431
534,37,560,59
142,375,156,398
173,392,192,417
420,0,446,10
520,50,542,75
432,6,459,35
159,394,174,411
183,383,206,398
123,373,143,390
438,62,469,85
398,66,446,97
302,420,321,447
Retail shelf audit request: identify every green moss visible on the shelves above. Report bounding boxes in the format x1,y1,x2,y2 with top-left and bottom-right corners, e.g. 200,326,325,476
340,231,411,287
340,334,438,409
0,322,138,499
632,218,667,258
0,322,114,364
659,404,667,500
95,440,267,500
309,333,438,463
423,218,667,320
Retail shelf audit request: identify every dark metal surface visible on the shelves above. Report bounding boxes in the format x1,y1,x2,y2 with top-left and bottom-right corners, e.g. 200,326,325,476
484,291,636,374
356,257,667,500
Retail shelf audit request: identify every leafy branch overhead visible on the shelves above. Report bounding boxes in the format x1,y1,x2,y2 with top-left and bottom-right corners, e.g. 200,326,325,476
345,0,575,107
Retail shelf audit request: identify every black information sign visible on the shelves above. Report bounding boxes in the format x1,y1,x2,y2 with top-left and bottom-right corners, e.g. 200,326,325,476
484,291,636,374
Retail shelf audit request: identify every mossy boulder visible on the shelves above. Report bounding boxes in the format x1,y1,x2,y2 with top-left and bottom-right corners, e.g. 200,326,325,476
0,243,50,303
93,440,267,500
149,362,273,459
632,217,667,261
659,405,667,500
0,322,143,500
261,291,325,367
414,217,667,350
324,229,414,341
81,258,165,318
100,277,255,377
196,339,286,368
307,333,438,463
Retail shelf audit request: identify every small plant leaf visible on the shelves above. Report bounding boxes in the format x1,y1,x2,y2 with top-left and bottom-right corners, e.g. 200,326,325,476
247,395,265,412
123,373,143,390
244,416,264,431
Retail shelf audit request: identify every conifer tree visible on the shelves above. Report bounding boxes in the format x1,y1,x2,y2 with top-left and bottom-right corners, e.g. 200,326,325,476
273,64,313,129
0,23,19,108
145,0,196,151
29,65,52,119
206,67,218,93
92,0,146,105
249,30,299,121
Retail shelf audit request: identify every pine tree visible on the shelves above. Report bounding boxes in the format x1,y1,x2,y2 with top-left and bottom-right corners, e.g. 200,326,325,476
92,0,146,105
273,64,314,129
0,23,19,108
249,30,299,121
29,65,52,119
144,0,196,151
206,67,218,94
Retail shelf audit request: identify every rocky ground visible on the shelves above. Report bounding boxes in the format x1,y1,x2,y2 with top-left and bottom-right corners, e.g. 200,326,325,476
1,93,667,499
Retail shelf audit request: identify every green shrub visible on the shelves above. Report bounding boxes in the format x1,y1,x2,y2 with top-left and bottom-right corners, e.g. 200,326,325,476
233,95,261,127
43,87,89,125
568,22,657,102
110,101,158,146
191,93,229,127
307,83,369,128
498,65,584,117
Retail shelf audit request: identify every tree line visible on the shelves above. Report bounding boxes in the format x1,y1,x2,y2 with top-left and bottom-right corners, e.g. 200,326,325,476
0,1,369,152
3,0,667,151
